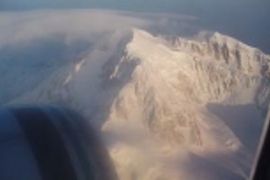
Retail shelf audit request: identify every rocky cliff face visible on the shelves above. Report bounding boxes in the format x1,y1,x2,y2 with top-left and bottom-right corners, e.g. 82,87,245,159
160,31,270,101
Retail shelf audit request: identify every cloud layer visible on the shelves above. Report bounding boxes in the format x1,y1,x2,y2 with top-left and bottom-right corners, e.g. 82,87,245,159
0,10,154,48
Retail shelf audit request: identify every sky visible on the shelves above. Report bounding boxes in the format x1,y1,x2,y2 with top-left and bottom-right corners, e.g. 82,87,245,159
0,0,268,12
0,0,269,53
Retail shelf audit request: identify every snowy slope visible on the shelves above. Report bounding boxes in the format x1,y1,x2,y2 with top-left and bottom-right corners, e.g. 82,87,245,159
2,27,270,180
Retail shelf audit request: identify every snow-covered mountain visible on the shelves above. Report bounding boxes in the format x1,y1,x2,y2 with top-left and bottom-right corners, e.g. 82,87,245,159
2,27,270,179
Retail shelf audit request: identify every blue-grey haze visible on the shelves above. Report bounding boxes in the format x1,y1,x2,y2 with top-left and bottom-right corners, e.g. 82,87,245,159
0,0,269,53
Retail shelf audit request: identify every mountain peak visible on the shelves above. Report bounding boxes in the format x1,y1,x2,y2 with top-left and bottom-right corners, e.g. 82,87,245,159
4,28,270,180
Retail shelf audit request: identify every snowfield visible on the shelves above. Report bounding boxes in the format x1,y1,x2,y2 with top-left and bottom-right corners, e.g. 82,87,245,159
1,9,270,180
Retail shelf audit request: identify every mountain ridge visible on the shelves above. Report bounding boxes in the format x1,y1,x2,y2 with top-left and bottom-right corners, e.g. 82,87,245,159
4,28,270,180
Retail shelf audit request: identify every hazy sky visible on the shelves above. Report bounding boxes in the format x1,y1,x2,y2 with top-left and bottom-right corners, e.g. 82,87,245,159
0,0,269,53
0,0,268,12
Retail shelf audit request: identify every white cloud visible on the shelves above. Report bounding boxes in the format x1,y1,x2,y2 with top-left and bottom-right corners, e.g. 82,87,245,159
0,9,152,48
